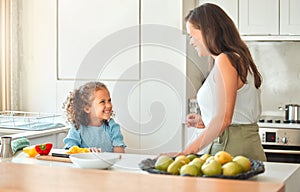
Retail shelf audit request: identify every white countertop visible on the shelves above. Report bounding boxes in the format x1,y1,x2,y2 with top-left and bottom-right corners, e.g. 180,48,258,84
250,162,300,192
0,126,70,140
11,149,155,174
8,149,300,192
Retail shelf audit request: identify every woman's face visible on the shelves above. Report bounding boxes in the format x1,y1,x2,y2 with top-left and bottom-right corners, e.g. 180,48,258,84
186,21,210,57
85,88,112,126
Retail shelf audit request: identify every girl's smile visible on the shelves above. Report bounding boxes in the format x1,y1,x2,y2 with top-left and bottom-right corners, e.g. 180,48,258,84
85,89,112,126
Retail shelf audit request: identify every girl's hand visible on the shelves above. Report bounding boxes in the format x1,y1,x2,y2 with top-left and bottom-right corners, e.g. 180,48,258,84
186,113,205,128
113,146,125,153
89,148,102,153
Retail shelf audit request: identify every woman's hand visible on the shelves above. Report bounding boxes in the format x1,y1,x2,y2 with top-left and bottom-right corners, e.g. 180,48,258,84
155,152,184,159
186,113,205,128
183,144,200,155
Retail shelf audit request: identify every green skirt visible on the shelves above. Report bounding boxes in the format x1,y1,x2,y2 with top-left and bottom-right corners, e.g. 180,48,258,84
208,123,267,161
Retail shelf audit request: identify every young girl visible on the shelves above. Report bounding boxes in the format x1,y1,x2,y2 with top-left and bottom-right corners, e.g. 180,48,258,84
63,81,126,153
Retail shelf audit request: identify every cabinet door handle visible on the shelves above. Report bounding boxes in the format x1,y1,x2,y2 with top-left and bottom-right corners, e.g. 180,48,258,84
264,149,300,155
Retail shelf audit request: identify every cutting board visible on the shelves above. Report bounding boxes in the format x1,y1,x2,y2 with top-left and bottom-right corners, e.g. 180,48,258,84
36,155,72,163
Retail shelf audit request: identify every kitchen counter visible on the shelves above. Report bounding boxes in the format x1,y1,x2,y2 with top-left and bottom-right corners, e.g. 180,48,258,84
252,162,300,192
5,126,70,140
0,127,70,148
1,150,299,192
0,161,285,192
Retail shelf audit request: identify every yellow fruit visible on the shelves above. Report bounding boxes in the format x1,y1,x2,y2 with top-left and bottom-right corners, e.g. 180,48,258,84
199,153,211,162
167,160,185,175
180,164,199,176
214,151,233,165
175,155,190,164
186,154,198,161
205,156,215,163
222,162,243,176
155,156,174,172
233,155,252,172
201,159,222,176
23,146,39,157
189,158,205,169
66,146,89,154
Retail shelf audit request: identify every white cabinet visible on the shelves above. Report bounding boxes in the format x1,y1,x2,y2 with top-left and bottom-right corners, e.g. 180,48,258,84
239,0,279,35
240,0,300,36
26,130,68,149
280,0,300,35
197,0,238,28
57,0,139,80
56,0,187,155
197,0,300,38
28,134,57,147
139,0,186,154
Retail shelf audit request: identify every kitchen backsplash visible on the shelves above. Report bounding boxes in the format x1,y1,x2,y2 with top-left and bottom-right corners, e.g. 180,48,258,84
247,41,300,116
187,41,300,117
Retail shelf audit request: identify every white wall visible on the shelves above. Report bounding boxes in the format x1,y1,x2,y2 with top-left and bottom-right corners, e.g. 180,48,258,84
18,0,57,113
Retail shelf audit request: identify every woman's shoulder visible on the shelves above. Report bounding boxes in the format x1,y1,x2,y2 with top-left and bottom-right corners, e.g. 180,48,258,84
215,53,231,64
214,53,234,70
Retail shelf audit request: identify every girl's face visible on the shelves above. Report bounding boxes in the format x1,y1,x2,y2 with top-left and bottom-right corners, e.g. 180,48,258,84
186,21,210,57
85,88,112,126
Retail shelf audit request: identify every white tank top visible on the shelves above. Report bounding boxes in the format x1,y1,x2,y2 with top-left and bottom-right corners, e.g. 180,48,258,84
197,70,261,125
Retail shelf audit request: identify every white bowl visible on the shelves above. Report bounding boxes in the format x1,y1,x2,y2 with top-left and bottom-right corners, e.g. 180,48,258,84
70,152,120,169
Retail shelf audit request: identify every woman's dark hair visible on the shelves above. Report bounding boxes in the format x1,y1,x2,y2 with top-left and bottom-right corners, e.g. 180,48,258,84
62,81,109,129
185,3,262,88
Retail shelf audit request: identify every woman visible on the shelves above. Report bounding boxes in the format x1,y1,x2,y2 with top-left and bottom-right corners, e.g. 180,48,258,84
183,3,266,161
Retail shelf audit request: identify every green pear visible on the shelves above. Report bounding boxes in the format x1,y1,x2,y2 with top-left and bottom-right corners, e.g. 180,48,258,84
201,159,222,176
155,155,174,172
222,162,243,176
186,154,198,161
180,164,199,176
167,160,185,175
233,155,251,172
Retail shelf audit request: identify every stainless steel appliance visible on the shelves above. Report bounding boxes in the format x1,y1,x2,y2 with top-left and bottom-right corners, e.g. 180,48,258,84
258,116,300,163
278,104,300,123
0,136,13,161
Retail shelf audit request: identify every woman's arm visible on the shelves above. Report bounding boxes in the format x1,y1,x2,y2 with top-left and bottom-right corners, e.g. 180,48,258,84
183,53,239,154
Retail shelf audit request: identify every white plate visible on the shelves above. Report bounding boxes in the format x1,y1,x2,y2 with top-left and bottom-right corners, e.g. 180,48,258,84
70,152,120,169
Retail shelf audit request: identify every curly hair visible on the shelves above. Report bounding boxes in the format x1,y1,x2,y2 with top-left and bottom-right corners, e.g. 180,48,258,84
62,81,109,129
185,3,262,89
